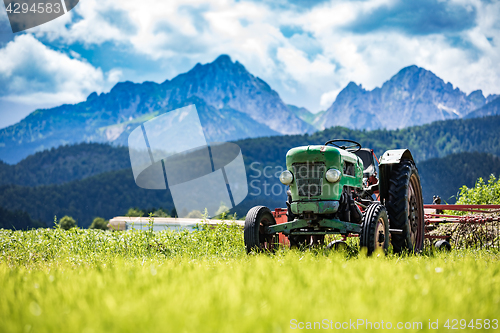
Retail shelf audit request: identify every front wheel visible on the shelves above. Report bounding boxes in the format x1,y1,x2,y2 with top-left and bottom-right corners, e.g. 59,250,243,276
360,203,389,255
244,206,276,253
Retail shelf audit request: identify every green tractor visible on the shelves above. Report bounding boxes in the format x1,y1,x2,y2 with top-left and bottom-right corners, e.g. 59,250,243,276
244,139,425,255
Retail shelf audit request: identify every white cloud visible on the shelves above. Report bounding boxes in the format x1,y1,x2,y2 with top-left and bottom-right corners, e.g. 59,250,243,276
3,0,500,115
277,48,335,82
320,89,342,109
0,34,108,107
35,0,131,46
304,0,500,99
107,69,123,86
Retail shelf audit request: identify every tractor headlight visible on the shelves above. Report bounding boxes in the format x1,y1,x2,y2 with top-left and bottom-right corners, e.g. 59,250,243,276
279,170,294,185
325,168,341,183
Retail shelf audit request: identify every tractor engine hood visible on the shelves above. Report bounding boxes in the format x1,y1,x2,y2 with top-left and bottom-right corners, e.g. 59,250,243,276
285,145,363,202
286,145,341,164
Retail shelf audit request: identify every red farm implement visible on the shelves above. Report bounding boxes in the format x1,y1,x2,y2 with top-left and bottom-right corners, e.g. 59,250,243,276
423,204,500,250
271,204,500,250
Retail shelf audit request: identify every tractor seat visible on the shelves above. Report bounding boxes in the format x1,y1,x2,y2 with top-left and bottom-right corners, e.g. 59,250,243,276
353,148,377,178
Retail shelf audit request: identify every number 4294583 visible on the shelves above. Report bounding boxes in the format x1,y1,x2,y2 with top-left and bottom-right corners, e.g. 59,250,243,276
444,319,498,330
5,2,62,14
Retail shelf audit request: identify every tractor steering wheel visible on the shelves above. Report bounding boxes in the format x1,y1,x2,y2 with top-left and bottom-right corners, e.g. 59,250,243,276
324,139,362,152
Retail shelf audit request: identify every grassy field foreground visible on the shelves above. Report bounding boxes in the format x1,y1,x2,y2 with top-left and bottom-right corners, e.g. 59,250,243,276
1,226,500,332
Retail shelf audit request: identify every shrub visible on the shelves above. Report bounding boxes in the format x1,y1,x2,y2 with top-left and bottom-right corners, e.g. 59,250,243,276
126,208,144,217
186,210,203,218
59,216,77,230
89,217,108,230
456,175,500,205
151,209,170,217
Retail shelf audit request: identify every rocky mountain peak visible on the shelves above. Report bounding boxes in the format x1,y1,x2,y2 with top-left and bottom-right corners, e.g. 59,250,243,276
393,65,438,80
110,81,137,93
86,92,98,102
182,54,247,79
318,65,496,131
165,55,314,135
0,54,314,163
346,81,366,94
213,54,233,65
384,65,451,94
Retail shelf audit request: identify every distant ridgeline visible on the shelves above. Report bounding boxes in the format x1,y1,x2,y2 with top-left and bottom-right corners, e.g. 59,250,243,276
1,115,500,228
0,55,499,165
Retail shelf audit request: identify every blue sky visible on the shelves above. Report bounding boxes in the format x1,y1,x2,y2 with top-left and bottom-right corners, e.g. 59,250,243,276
1,0,500,129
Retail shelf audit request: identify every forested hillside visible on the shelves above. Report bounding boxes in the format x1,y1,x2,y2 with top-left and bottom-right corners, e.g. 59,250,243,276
0,143,130,186
418,152,500,202
2,115,500,187
2,150,499,228
0,206,44,230
0,169,174,228
237,114,500,167
1,115,500,228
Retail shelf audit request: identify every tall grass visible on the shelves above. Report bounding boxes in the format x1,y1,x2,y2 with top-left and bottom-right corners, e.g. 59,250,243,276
0,223,244,266
1,226,499,332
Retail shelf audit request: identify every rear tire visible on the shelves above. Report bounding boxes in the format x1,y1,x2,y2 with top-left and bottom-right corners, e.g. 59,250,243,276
386,160,425,253
244,206,277,253
360,203,389,255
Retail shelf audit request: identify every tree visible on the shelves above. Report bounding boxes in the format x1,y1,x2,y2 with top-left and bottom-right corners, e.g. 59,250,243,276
89,217,108,230
152,208,170,217
186,210,203,218
126,208,144,217
0,207,45,230
59,216,77,230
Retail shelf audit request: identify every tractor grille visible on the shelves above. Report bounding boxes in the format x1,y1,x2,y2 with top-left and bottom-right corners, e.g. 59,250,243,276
293,162,325,197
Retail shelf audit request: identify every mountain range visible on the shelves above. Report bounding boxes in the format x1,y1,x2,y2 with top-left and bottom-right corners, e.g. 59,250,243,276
1,55,499,163
466,94,500,119
315,65,498,130
0,55,311,163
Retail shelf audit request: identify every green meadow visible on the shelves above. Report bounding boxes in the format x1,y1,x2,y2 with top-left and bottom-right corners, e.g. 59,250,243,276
1,225,499,333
